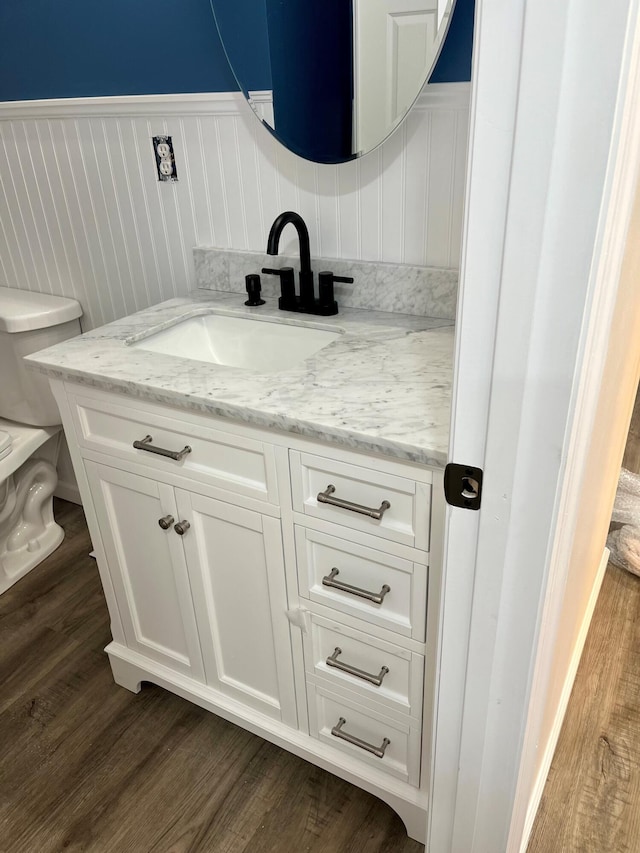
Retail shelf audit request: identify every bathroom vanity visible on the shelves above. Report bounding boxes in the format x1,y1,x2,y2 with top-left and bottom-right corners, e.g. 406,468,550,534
27,291,454,843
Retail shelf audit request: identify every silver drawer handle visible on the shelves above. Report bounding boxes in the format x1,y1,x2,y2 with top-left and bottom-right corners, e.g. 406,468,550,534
326,647,389,687
158,515,175,530
174,520,190,536
331,717,390,758
317,485,391,520
133,435,192,462
322,568,390,605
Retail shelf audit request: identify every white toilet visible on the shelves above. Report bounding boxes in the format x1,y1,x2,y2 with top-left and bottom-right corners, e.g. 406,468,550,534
0,286,82,594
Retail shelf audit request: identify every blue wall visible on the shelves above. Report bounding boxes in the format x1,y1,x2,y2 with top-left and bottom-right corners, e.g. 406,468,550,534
0,0,236,101
212,0,272,92
430,0,475,84
0,0,473,102
266,0,354,163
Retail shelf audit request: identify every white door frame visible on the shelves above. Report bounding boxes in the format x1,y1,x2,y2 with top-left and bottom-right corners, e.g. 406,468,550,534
430,1,640,851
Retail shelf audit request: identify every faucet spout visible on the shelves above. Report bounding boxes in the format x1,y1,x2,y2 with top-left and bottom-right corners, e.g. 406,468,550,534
266,211,314,308
266,211,311,272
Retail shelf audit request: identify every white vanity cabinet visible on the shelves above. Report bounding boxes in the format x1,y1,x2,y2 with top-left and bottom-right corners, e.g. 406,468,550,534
61,384,298,726
84,461,296,724
83,462,206,682
176,489,296,723
287,448,432,790
50,380,444,844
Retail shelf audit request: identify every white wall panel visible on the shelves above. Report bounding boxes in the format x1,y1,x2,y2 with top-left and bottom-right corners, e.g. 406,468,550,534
0,86,469,330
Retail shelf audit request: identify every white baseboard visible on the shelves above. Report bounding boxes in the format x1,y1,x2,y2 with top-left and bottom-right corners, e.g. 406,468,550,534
55,480,82,506
520,547,610,852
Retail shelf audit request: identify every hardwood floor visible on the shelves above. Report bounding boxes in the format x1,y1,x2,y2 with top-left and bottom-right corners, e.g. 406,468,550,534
529,384,640,853
527,562,640,853
0,500,422,853
623,386,640,475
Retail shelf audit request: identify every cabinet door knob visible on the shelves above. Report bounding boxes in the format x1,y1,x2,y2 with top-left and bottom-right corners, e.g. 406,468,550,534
174,520,191,536
158,515,175,530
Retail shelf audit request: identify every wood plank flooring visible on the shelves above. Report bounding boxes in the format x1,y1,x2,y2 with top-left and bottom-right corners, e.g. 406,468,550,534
623,386,640,475
529,382,640,853
0,500,422,853
527,562,640,853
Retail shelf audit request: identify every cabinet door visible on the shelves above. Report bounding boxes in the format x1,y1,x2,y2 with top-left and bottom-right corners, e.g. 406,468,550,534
84,462,205,681
176,489,297,726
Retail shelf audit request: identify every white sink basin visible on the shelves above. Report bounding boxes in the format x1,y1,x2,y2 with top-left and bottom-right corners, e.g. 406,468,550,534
130,313,343,372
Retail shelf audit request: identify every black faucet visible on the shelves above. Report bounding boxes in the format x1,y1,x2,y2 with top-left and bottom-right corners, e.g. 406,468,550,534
264,211,314,310
262,211,353,315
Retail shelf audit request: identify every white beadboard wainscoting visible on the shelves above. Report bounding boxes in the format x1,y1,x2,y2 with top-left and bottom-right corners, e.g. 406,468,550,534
0,85,469,331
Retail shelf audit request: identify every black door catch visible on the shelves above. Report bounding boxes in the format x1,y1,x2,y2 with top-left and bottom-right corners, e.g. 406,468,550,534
444,463,483,510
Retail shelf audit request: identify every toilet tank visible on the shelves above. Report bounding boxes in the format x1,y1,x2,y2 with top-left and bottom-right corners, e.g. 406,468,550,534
0,287,83,426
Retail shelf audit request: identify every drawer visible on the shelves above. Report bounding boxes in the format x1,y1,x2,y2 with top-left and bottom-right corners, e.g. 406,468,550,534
67,389,277,504
290,451,430,549
308,684,421,785
295,527,427,640
303,613,424,719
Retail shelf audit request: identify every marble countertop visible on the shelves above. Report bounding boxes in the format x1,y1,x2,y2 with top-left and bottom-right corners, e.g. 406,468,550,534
26,290,454,468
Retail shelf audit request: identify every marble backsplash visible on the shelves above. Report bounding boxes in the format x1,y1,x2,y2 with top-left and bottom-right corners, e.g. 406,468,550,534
193,248,458,320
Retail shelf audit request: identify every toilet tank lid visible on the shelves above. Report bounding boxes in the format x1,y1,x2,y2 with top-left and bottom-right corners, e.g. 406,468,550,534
0,287,82,333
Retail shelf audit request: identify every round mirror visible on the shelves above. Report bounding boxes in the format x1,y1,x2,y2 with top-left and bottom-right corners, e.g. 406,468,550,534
210,0,457,164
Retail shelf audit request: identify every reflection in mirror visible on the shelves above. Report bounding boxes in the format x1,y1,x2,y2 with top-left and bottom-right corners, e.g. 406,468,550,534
210,0,456,164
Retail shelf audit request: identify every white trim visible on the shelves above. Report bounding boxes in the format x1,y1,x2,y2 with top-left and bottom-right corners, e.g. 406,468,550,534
507,5,640,848
519,548,609,853
436,1,640,851
427,0,525,846
0,84,470,121
246,90,273,105
247,90,275,129
0,92,244,119
54,480,82,506
415,82,471,111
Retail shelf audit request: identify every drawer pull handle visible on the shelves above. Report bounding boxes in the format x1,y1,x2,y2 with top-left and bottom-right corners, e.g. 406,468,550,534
133,435,192,462
174,520,191,536
158,515,175,530
326,647,389,687
317,485,391,520
322,568,390,605
331,717,390,758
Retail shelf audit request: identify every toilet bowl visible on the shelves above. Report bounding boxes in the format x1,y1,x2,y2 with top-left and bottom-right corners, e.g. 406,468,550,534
0,287,82,594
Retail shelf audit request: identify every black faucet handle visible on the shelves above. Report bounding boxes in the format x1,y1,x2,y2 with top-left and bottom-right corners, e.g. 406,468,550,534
318,271,354,287
317,270,354,316
245,274,265,306
262,266,297,311
262,266,291,276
